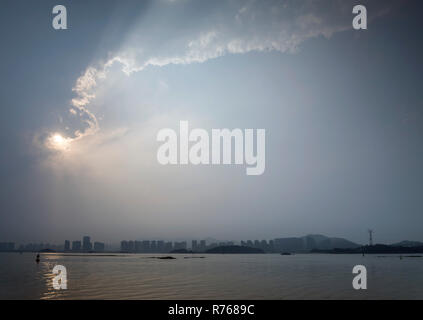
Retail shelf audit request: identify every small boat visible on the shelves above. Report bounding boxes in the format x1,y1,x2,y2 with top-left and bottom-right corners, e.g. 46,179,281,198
35,254,40,263
281,252,292,256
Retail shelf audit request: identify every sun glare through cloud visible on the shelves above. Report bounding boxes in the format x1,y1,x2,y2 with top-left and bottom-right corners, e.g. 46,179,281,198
47,133,71,151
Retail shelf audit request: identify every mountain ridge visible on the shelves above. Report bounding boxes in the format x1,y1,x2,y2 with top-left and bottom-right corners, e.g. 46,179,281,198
273,234,360,252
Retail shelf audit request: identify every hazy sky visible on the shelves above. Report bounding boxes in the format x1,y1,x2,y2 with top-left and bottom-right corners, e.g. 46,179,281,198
0,0,422,245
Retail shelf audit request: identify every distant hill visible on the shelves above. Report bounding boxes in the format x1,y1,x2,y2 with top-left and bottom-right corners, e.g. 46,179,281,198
312,244,423,254
390,241,423,247
206,245,264,254
273,234,360,253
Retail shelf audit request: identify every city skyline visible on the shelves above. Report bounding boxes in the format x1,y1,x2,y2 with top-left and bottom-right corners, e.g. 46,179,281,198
3,229,421,253
0,223,419,248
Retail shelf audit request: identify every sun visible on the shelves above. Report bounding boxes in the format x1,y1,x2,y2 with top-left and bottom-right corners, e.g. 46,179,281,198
48,133,71,151
53,134,65,144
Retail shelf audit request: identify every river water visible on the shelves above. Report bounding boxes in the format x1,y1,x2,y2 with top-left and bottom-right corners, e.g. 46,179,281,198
0,252,421,299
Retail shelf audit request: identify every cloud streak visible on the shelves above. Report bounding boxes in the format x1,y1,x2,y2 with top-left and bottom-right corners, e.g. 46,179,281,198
46,0,397,149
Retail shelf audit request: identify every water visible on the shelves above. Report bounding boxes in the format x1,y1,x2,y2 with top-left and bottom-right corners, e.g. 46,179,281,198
0,252,422,299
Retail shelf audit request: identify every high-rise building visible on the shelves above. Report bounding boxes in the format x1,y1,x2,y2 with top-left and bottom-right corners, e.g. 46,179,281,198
93,242,105,252
200,240,206,251
142,240,150,253
128,240,135,252
64,240,70,251
192,240,198,251
121,240,128,252
208,243,218,249
157,241,165,253
269,240,274,252
72,241,82,251
165,242,173,252
83,236,92,251
174,241,187,250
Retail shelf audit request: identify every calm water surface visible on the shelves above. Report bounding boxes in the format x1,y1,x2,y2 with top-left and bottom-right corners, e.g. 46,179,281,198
0,252,422,299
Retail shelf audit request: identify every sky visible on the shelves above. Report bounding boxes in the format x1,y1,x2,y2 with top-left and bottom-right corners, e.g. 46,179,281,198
0,0,422,245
